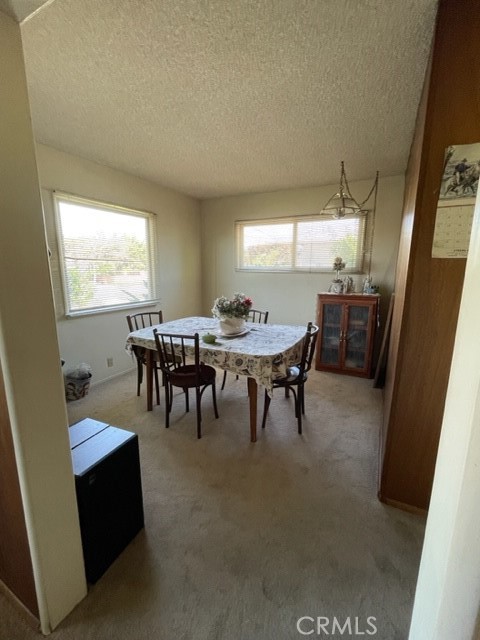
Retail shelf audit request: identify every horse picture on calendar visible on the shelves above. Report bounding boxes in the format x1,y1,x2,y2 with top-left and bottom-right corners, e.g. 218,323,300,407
440,143,480,201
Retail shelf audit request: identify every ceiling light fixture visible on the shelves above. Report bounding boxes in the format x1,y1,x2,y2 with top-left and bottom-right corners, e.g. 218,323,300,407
321,161,380,279
322,161,379,220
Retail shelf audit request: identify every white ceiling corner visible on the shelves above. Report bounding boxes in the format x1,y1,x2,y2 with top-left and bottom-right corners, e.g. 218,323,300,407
19,0,439,199
0,0,55,23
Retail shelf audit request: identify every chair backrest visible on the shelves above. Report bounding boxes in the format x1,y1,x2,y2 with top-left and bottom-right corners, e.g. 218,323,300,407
248,309,269,324
153,330,200,378
127,311,164,332
298,322,319,376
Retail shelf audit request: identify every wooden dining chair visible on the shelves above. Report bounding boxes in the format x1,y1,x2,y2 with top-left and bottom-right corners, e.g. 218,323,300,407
126,311,163,404
248,309,269,324
220,309,269,390
153,330,219,439
261,322,319,434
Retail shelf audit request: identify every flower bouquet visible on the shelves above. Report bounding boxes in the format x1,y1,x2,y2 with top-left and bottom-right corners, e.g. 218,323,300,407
212,292,253,319
212,292,253,335
329,257,346,294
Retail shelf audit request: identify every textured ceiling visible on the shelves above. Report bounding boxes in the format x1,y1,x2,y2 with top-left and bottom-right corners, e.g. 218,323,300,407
19,0,438,199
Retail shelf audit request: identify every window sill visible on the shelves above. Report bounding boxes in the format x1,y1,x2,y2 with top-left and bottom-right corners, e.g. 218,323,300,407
65,300,159,318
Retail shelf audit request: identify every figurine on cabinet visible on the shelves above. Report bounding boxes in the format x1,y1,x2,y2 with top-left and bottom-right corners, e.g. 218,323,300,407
343,276,354,293
329,280,343,293
362,276,372,293
363,276,379,294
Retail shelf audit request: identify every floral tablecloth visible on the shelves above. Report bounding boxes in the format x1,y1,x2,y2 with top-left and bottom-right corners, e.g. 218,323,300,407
126,316,306,394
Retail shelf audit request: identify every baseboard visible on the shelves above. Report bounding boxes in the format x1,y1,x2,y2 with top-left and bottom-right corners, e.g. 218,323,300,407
377,493,428,516
0,579,39,631
90,366,136,387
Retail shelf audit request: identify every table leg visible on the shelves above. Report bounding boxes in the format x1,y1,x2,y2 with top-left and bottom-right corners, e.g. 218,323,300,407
247,377,257,443
146,349,153,411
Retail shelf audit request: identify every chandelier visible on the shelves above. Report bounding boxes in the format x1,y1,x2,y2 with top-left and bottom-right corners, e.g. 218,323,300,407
322,161,379,219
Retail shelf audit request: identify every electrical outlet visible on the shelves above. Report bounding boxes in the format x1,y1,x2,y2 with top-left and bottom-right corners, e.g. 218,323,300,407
107,357,113,368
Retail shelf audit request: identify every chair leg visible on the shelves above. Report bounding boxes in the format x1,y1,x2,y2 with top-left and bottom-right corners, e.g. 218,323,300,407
137,360,143,396
289,387,298,417
211,383,219,419
164,383,171,429
221,370,227,390
195,387,202,439
296,386,303,435
154,367,160,405
261,390,271,429
184,388,190,412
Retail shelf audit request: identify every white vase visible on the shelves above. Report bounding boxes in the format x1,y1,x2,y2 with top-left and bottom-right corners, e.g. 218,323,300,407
219,317,246,335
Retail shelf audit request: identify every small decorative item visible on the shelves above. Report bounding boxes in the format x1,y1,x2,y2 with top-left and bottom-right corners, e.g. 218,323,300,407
329,281,343,294
362,276,372,293
212,292,253,335
362,276,379,294
329,256,346,294
343,276,354,293
333,256,346,280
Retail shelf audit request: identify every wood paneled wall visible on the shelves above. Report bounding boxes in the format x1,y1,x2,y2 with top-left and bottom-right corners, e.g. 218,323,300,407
380,0,480,512
0,363,38,616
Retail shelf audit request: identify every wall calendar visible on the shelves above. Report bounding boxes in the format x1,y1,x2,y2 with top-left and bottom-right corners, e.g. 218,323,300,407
432,143,480,259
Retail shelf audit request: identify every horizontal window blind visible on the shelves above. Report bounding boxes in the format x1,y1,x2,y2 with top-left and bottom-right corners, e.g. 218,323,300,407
236,213,367,273
54,193,156,315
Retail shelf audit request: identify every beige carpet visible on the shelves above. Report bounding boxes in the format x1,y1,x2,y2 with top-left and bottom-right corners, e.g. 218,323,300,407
0,369,425,639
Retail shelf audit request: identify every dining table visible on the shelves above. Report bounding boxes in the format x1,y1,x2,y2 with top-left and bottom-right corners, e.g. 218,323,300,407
126,316,306,442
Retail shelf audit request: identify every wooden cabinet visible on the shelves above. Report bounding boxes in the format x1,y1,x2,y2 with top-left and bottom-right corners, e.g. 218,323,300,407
315,293,379,378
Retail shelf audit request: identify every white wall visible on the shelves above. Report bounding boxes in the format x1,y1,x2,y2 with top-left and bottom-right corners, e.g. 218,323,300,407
36,144,201,384
409,189,480,638
200,175,404,327
0,12,87,632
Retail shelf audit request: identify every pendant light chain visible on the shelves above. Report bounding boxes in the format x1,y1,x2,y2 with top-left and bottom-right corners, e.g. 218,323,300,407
340,161,358,205
358,171,379,209
366,171,379,277
338,163,379,277
323,162,380,279
322,162,379,279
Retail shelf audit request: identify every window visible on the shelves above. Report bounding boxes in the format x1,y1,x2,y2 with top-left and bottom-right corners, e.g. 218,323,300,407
54,192,156,316
236,213,368,273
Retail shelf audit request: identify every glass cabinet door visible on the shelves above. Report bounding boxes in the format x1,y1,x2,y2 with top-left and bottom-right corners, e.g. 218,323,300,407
319,303,342,366
344,304,370,370
315,294,378,378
